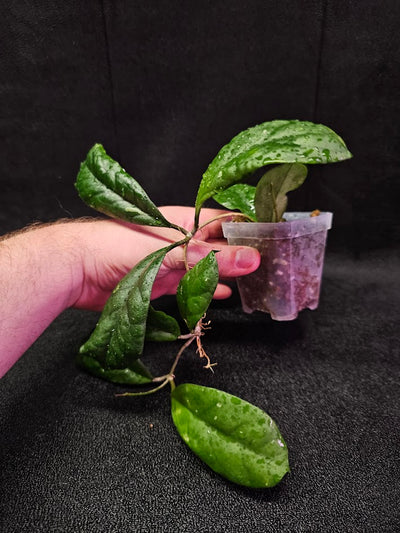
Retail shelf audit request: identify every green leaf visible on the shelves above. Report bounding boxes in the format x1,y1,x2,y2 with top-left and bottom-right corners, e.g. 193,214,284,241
76,354,153,385
171,384,290,488
255,163,308,222
213,183,257,221
79,245,172,369
145,305,181,342
176,252,219,330
195,119,352,217
76,144,180,229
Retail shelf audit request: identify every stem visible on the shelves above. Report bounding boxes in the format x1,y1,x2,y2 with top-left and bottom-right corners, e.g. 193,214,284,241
165,235,193,271
169,335,197,376
171,223,192,237
183,211,253,271
115,378,171,397
194,206,201,233
115,336,196,398
149,324,204,386
170,235,192,248
196,212,254,234
183,242,190,272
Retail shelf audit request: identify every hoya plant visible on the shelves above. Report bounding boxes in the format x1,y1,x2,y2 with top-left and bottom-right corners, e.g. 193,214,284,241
75,119,352,488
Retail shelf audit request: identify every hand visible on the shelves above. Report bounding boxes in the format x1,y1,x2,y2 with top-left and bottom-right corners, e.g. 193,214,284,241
0,208,260,376
73,206,260,311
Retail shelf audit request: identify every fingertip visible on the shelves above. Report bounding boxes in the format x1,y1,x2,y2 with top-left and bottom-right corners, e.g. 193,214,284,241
213,284,233,299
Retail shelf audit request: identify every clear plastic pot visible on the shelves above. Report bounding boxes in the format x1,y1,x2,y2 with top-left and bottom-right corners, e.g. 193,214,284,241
222,212,333,321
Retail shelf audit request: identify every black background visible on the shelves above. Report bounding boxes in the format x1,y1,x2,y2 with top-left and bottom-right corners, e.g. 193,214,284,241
1,2,400,532
1,0,399,251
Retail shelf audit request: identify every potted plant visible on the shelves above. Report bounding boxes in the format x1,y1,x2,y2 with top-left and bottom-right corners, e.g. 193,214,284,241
74,119,352,488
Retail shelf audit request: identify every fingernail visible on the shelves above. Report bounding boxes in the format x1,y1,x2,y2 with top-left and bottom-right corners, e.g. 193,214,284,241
234,248,259,269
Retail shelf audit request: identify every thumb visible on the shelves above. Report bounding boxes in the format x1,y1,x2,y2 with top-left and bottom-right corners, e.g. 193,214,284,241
165,240,260,279
212,245,260,279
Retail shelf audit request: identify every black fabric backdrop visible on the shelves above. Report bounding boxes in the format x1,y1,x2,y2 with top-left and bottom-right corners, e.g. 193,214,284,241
1,1,399,532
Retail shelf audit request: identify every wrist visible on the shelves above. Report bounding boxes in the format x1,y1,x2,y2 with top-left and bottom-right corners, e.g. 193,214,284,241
46,221,87,308
12,222,84,306
0,221,86,376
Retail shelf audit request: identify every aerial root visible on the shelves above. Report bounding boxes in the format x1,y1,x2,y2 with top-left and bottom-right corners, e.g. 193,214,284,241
195,317,217,371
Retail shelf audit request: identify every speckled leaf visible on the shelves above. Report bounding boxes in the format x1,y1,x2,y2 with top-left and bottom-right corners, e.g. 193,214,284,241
76,144,179,229
255,163,308,222
195,120,352,218
76,354,153,385
213,183,257,220
79,245,172,370
171,384,290,488
145,305,181,342
176,252,219,330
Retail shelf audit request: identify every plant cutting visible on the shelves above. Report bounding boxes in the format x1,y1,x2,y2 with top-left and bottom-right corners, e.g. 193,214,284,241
75,119,352,488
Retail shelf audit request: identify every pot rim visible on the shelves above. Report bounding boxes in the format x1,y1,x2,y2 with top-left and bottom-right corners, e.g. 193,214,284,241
222,211,333,239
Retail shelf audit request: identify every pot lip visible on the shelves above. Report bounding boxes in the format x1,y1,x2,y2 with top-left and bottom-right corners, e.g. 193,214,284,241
222,212,333,239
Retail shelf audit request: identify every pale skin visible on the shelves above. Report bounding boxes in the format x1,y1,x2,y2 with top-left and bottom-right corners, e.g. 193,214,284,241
0,206,260,378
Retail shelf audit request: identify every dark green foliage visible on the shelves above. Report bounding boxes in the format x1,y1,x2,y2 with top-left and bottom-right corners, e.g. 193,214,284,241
76,144,181,229
78,246,171,369
176,252,219,330
171,384,290,488
196,119,352,220
74,120,352,488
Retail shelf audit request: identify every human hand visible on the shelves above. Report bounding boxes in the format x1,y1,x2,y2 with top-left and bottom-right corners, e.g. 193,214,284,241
73,206,260,311
0,209,260,375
